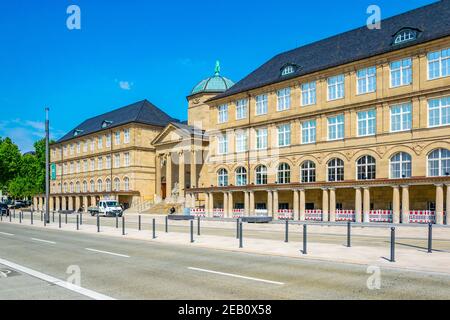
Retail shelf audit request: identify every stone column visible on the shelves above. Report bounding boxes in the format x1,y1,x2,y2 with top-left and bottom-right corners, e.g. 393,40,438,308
436,184,444,225
55,197,61,212
293,189,299,220
446,185,450,225
401,185,410,224
204,192,209,216
61,197,67,211
392,186,400,224
156,155,161,198
299,189,306,221
33,197,38,211
49,197,54,212
166,153,172,198
209,193,214,217
68,197,73,211
249,191,255,216
223,192,228,217
329,188,336,222
228,192,233,218
91,196,97,207
322,188,329,222
178,151,185,198
267,190,273,217
244,191,250,216
41,197,45,212
354,187,362,223
83,196,88,212
363,187,370,223
75,197,81,212
273,190,279,217
190,150,197,189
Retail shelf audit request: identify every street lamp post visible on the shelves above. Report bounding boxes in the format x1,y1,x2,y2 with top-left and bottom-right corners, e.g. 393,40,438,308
45,107,50,223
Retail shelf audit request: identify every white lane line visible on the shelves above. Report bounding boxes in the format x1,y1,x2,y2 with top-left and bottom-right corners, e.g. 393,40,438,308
0,231,14,236
31,238,56,244
85,248,130,258
188,267,284,285
0,257,114,300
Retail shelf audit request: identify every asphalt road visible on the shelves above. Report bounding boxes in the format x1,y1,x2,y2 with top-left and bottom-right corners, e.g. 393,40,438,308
1,223,450,300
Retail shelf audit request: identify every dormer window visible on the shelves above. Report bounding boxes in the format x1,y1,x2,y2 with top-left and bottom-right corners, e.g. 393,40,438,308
281,64,298,76
102,120,113,128
393,28,419,45
73,129,83,137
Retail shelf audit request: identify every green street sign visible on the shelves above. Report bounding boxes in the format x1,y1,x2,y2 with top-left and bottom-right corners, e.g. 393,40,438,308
51,163,56,180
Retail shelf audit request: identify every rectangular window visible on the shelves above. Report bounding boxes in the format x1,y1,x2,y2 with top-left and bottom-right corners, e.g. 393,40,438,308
106,134,111,148
235,132,248,153
301,81,316,106
357,66,376,94
70,144,74,155
236,99,248,120
255,94,268,115
76,142,81,154
106,156,111,169
277,124,291,147
277,88,291,111
76,161,81,173
83,141,88,153
391,103,412,132
429,96,450,127
83,160,88,172
428,48,450,80
114,131,120,145
63,146,67,156
302,120,316,144
114,154,120,168
98,157,103,170
90,159,95,171
217,134,228,155
328,114,345,140
70,162,74,174
218,104,228,123
327,75,345,100
98,136,103,149
124,153,130,167
90,140,95,152
124,129,130,144
357,109,376,136
256,128,268,150
390,58,412,87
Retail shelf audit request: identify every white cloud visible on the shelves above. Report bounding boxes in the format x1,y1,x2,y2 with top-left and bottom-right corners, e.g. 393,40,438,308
119,81,133,90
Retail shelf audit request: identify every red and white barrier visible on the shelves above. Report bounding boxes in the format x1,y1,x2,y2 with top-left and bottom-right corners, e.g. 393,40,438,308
277,209,293,220
232,209,244,218
409,210,436,224
305,209,323,221
369,210,393,223
213,208,224,218
190,208,206,217
336,209,355,222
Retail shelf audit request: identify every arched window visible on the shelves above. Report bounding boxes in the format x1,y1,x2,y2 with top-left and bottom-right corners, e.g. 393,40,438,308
58,183,61,193
97,179,103,192
428,149,450,177
106,178,111,192
255,165,267,185
114,178,120,191
64,183,68,193
301,161,316,183
277,163,291,184
217,169,228,187
70,182,74,193
90,180,95,193
390,152,412,178
357,155,376,180
235,167,247,186
124,177,130,191
82,181,88,193
394,29,418,45
328,158,344,182
76,182,80,193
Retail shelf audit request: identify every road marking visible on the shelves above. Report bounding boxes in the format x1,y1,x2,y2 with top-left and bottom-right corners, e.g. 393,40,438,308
0,258,114,300
0,232,14,236
31,238,56,244
85,248,130,258
188,267,284,285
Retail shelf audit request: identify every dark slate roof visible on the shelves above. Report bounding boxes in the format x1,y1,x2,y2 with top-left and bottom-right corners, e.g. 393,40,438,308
57,99,178,143
210,0,450,101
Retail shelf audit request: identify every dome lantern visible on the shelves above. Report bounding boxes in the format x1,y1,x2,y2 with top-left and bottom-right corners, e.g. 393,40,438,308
190,61,234,96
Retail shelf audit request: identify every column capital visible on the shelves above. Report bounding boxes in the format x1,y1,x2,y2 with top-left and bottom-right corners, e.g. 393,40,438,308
400,184,409,189
328,187,336,191
321,187,329,191
354,186,362,190
392,185,400,189
434,184,444,188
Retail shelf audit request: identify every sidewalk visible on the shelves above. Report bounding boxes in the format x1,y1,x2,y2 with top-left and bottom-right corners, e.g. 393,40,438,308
2,218,450,276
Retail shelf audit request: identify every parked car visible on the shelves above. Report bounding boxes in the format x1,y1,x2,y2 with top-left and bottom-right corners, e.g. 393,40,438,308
88,200,123,217
0,203,10,216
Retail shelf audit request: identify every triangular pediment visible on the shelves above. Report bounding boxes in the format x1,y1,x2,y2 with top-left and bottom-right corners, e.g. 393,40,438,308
152,123,191,146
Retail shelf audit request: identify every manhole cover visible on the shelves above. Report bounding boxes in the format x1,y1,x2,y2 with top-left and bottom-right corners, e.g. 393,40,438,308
0,269,20,278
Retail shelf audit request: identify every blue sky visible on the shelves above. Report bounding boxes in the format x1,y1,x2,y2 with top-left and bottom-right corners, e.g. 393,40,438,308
0,0,437,152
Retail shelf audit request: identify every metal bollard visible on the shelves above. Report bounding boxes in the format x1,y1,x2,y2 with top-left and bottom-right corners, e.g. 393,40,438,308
59,213,61,228
76,215,79,230
347,221,351,248
0,212,2,222
52,211,55,223
80,212,83,225
9,210,12,222
165,216,168,233
122,216,125,235
31,211,33,225
138,215,141,231
116,214,118,229
239,221,243,248
302,224,307,255
285,219,289,243
390,227,396,262
19,211,22,224
13,209,16,220
197,216,201,236
97,214,100,233
190,220,194,243
152,218,156,239
44,212,46,227
65,212,68,224
40,211,43,222
428,223,433,253
236,218,240,239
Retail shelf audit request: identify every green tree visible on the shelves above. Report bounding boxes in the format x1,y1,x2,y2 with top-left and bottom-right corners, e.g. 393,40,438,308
0,137,22,191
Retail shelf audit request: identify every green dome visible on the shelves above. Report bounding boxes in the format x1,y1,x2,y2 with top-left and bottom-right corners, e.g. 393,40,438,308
191,61,235,95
